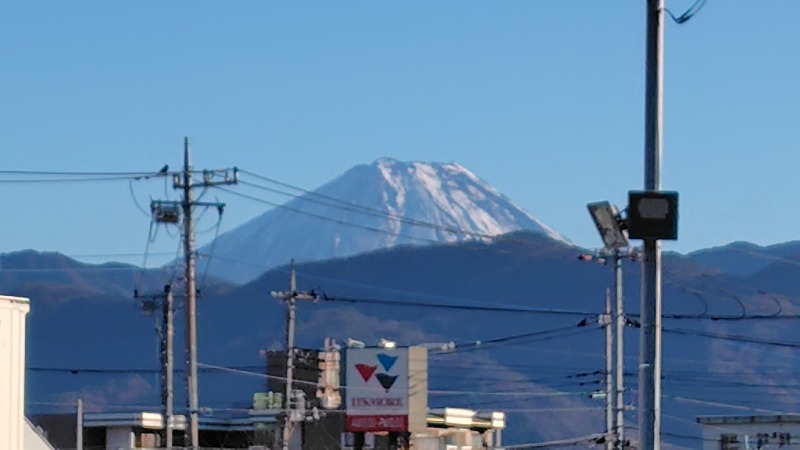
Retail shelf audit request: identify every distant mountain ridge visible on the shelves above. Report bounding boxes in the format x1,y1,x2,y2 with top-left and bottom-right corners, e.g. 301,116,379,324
0,250,232,298
199,158,570,283
687,241,800,277
15,232,800,446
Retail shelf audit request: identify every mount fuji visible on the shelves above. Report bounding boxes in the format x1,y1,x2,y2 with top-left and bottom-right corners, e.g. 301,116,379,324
200,158,570,283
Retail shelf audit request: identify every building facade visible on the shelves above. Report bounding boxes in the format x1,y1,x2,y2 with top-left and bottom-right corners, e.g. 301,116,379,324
697,415,800,450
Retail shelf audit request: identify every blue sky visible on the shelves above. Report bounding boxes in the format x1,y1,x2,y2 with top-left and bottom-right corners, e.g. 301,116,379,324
0,1,798,265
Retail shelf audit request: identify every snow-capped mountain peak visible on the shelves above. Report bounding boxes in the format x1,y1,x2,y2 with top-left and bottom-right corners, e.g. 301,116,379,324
198,158,569,283
370,158,566,243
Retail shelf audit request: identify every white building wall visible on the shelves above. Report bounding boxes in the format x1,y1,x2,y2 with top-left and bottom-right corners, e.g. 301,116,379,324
106,427,136,450
0,295,31,450
24,419,54,450
700,421,800,450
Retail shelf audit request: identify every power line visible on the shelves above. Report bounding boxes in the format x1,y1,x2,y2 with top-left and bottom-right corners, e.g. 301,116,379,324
236,171,580,253
26,365,265,374
442,328,599,356
226,171,578,262
64,252,176,259
666,0,708,24
215,186,442,246
0,175,156,183
238,174,499,241
0,169,170,176
505,434,607,449
662,327,800,349
320,293,600,317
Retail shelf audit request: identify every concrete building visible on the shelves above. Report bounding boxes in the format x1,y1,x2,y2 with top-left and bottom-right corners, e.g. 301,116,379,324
29,334,505,449
697,415,800,450
1,294,55,450
406,408,505,450
34,408,503,449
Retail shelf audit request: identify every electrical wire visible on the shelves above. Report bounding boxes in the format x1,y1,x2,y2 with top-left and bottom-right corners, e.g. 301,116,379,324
663,327,800,349
236,171,578,256
627,277,800,321
220,171,579,266
238,176,495,241
136,218,157,290
440,327,599,356
0,174,163,183
128,179,152,218
27,364,265,374
64,252,175,259
199,208,225,289
215,186,441,246
505,434,607,449
0,169,172,176
167,235,184,287
666,0,708,24
320,293,600,317
663,393,791,415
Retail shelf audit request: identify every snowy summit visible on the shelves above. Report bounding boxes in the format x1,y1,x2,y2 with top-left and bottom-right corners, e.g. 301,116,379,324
199,158,569,283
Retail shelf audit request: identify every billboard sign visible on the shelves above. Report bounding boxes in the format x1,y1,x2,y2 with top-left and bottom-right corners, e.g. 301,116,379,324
345,347,409,432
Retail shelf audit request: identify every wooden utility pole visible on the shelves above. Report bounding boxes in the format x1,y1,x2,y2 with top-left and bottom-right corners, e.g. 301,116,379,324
271,261,317,450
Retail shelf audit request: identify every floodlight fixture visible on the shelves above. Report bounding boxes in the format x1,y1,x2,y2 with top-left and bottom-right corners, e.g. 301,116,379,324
627,191,679,240
587,201,628,250
379,338,397,349
345,338,365,349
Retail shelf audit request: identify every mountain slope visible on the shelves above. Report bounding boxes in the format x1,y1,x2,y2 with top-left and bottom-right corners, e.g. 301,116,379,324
200,158,569,283
0,250,171,297
687,241,800,277
22,233,800,446
0,250,233,299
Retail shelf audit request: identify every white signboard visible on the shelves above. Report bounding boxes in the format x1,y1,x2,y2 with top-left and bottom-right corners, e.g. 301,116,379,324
345,347,409,432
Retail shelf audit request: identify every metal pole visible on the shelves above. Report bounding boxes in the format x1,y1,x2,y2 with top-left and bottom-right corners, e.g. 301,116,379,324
615,251,625,450
164,284,174,449
182,137,200,449
282,263,297,450
605,289,614,450
76,398,83,450
640,1,664,449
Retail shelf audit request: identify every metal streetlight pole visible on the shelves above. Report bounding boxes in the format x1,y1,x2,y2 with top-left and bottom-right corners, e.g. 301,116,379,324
639,0,665,448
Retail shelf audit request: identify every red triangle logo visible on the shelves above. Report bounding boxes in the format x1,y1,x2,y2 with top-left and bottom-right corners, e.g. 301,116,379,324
356,364,377,382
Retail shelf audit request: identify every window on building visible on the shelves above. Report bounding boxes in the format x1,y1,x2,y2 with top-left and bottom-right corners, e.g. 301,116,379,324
720,433,739,450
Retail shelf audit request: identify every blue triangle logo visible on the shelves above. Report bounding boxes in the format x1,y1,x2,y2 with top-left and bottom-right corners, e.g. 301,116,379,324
377,353,398,372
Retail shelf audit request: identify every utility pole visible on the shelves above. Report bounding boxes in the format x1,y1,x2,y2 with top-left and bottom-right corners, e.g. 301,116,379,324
640,0,665,449
614,250,625,450
175,137,238,449
162,284,175,449
180,137,200,450
150,137,238,449
134,283,175,449
604,289,615,450
271,261,317,450
76,399,83,450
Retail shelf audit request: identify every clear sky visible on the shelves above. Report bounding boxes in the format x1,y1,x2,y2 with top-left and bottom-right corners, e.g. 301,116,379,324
0,1,798,267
